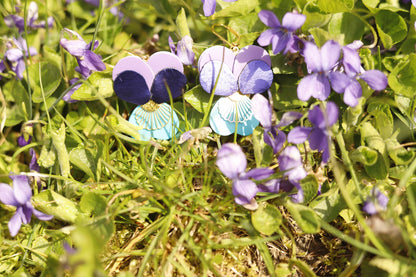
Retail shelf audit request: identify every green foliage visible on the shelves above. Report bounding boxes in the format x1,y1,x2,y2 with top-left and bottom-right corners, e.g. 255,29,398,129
251,203,282,235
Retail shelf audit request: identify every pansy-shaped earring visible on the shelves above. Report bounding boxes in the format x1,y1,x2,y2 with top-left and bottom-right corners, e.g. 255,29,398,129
112,52,187,140
198,45,273,136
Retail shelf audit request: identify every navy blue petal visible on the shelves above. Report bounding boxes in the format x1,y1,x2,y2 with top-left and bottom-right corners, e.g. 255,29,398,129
113,71,151,105
151,68,187,104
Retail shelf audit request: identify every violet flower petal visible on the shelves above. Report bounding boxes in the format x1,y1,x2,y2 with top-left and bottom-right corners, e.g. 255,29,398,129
8,211,23,237
60,39,87,56
29,148,40,172
233,179,259,205
342,45,361,76
245,167,274,180
83,50,106,72
0,183,19,206
258,10,281,28
343,81,362,107
202,0,216,16
320,40,340,72
276,111,303,127
252,93,272,128
287,127,312,144
216,143,247,179
303,42,322,72
360,70,388,91
328,71,350,94
257,29,278,47
33,208,54,221
10,175,32,205
282,12,306,32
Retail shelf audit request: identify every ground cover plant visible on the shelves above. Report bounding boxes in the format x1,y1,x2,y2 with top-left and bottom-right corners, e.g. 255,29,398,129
1,0,416,276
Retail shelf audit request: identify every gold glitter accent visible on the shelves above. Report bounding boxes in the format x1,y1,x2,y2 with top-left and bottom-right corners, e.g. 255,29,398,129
142,100,160,112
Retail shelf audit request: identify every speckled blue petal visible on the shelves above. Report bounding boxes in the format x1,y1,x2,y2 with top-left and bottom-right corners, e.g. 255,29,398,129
238,60,273,95
151,68,187,103
209,94,259,136
199,60,237,96
113,71,151,105
129,103,179,140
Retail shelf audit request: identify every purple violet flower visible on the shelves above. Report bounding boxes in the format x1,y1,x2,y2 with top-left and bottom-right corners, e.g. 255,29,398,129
278,146,307,202
297,40,341,102
363,188,389,215
199,45,273,136
63,78,82,103
257,10,306,54
216,143,274,209
328,43,388,107
258,146,307,203
252,93,302,154
0,175,53,237
4,1,54,33
3,37,38,80
201,0,237,17
18,135,32,147
168,36,195,66
60,28,106,78
288,102,339,163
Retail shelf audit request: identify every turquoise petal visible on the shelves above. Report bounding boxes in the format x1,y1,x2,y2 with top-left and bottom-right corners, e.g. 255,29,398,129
209,94,259,136
129,103,179,141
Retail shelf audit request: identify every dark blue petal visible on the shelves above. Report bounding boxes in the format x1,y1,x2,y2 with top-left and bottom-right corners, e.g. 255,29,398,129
113,71,151,105
238,60,273,95
151,68,187,103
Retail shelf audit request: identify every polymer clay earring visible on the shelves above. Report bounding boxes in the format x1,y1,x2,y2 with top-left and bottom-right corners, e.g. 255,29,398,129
112,52,187,140
198,45,274,136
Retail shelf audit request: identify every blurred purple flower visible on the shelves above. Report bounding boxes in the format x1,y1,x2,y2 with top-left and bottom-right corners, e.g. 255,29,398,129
4,1,54,33
201,0,237,16
17,135,32,147
252,94,302,154
168,36,195,66
2,37,38,80
257,10,306,54
258,146,306,203
216,143,273,208
288,102,339,163
0,175,53,237
278,146,307,202
60,28,106,78
63,78,82,103
363,188,389,215
297,40,340,102
328,43,388,107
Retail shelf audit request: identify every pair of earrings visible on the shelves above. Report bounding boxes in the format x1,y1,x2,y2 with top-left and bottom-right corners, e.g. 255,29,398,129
112,28,273,141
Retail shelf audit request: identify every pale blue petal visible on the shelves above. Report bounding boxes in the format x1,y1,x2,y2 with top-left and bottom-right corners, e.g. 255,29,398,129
129,103,179,141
